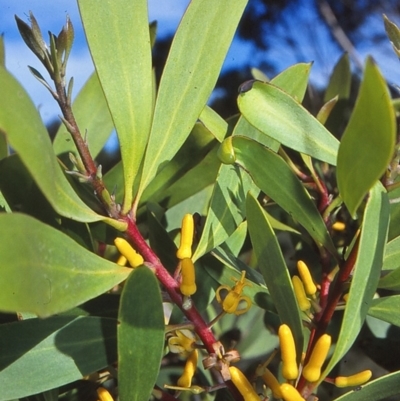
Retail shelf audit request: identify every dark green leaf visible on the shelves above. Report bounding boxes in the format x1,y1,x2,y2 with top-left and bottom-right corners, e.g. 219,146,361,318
0,213,131,317
118,267,164,401
0,316,117,400
246,192,303,360
337,58,395,218
238,81,339,165
368,295,400,327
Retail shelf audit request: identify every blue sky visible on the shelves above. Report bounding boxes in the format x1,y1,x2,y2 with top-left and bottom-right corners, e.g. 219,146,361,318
2,1,400,124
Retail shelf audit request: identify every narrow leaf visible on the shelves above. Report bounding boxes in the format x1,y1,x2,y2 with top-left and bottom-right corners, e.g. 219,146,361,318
78,0,153,212
384,14,400,58
138,0,248,196
199,105,228,143
320,182,389,382
324,53,351,102
0,67,116,225
229,136,337,256
368,295,400,327
246,192,303,360
337,57,395,218
118,267,164,401
238,81,339,165
378,236,400,290
0,213,131,317
0,316,117,400
53,72,114,158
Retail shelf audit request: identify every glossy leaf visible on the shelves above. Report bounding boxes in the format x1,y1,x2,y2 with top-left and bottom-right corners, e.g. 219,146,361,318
334,371,400,401
324,53,351,102
228,136,337,256
270,62,312,102
0,316,117,400
192,163,257,262
0,213,131,317
337,58,395,218
118,267,164,401
368,295,400,327
0,66,117,225
78,0,153,212
137,0,248,197
238,81,339,165
53,72,114,158
246,192,303,360
320,182,390,383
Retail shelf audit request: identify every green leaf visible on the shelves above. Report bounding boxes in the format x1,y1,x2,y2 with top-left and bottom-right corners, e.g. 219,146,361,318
0,316,117,400
378,236,400,290
324,53,351,102
238,81,339,165
228,136,337,256
0,213,131,317
137,0,248,197
333,371,400,401
78,0,153,213
320,181,390,382
337,57,395,218
368,295,400,327
199,105,228,143
0,66,117,226
192,163,258,262
384,14,400,59
246,192,303,360
118,267,164,401
270,62,312,102
53,72,114,159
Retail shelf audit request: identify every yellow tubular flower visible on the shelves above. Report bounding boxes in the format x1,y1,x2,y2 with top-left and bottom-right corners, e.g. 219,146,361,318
292,275,311,311
176,214,194,260
302,334,331,382
177,349,198,388
297,260,317,296
168,329,196,355
215,271,252,315
229,366,260,401
97,387,114,401
262,368,283,399
335,370,372,388
332,221,346,231
114,237,144,268
278,324,298,380
180,258,197,296
280,383,305,401
116,255,128,266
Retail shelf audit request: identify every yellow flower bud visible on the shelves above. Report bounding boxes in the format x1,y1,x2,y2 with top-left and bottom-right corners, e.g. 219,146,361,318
335,370,372,388
280,383,305,401
176,214,194,260
229,366,260,401
96,387,114,401
177,349,198,388
116,255,128,266
302,334,331,382
278,324,298,380
262,368,283,399
292,275,311,311
297,260,317,296
180,258,197,296
332,221,346,231
114,237,144,268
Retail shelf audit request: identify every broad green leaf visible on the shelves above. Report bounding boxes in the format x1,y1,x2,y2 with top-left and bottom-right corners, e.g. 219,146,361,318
378,236,400,289
0,316,117,400
324,53,351,102
384,14,400,59
337,58,395,218
368,295,400,327
223,221,248,256
192,163,257,262
226,136,337,256
199,105,228,143
0,67,118,226
0,213,131,317
118,267,164,401
78,0,153,213
137,0,248,197
0,130,7,160
246,192,303,360
320,182,389,383
334,371,400,401
271,62,312,102
53,72,114,159
238,81,339,165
